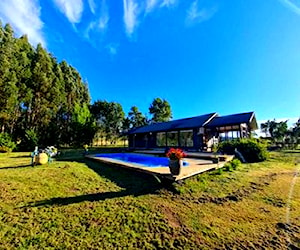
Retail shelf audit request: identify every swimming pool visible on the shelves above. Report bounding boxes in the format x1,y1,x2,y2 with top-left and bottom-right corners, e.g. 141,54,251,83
95,153,189,167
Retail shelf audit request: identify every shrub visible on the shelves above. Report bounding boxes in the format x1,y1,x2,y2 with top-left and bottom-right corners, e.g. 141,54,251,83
217,168,223,175
218,138,268,163
223,162,233,172
18,129,39,151
230,159,241,170
223,159,242,171
0,133,16,152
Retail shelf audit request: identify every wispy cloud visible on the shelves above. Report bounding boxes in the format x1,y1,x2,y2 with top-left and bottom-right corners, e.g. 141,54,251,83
88,0,96,14
186,0,217,25
52,0,84,23
146,0,177,13
0,0,45,46
84,0,109,39
106,43,119,56
160,0,177,8
123,0,139,36
146,0,160,13
84,21,96,39
98,0,109,30
278,0,300,15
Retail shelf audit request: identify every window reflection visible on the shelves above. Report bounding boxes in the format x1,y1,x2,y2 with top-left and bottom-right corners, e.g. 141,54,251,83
179,130,193,147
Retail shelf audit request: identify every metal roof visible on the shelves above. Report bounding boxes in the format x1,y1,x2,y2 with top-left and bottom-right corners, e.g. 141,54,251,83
128,113,217,134
205,112,258,130
127,112,258,134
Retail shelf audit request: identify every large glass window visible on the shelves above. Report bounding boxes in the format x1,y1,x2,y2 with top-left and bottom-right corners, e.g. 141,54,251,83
219,131,239,141
179,130,193,147
167,131,178,146
156,132,166,147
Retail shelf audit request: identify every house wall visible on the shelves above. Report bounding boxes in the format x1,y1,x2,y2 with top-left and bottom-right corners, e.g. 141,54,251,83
129,128,204,150
128,116,256,151
128,133,157,149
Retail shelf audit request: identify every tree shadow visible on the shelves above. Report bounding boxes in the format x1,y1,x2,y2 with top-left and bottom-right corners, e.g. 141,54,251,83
10,155,31,158
0,164,33,170
282,150,300,154
25,157,178,208
27,190,142,207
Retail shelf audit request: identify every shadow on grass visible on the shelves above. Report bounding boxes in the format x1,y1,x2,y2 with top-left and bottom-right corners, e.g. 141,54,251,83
0,164,33,170
282,150,300,154
25,155,178,208
28,190,147,207
10,155,31,158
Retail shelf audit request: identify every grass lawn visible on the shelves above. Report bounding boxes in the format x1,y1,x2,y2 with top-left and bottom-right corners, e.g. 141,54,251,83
0,149,299,249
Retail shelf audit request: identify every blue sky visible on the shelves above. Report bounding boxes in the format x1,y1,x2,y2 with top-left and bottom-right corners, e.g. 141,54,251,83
0,0,299,126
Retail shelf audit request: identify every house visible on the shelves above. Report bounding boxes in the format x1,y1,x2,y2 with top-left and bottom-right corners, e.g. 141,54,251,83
127,112,258,151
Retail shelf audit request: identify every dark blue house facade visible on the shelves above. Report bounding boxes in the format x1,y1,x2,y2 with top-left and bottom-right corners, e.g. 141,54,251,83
127,112,258,151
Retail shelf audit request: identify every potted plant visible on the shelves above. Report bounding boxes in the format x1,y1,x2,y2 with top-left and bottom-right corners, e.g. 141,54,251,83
166,148,186,176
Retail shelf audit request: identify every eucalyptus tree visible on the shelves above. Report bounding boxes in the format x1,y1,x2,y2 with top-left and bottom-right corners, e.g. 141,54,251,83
149,98,172,123
0,24,18,134
0,21,95,148
91,100,125,144
128,106,147,128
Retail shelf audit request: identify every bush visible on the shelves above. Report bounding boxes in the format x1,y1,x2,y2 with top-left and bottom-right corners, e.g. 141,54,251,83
18,129,39,151
0,133,16,152
218,139,268,163
223,159,241,171
230,159,242,170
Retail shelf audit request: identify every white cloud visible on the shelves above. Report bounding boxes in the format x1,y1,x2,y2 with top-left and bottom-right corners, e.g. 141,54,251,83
88,0,96,14
84,21,96,39
186,0,217,25
278,0,300,16
106,43,119,56
123,0,139,36
0,0,45,46
84,0,109,39
146,0,177,13
52,0,83,23
99,15,109,30
98,0,109,30
146,0,160,13
160,0,177,8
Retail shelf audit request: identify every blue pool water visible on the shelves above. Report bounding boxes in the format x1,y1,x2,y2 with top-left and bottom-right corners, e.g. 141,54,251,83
95,153,189,168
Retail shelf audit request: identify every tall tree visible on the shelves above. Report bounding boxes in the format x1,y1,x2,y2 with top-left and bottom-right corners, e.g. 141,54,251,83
149,98,172,123
128,106,147,128
0,22,95,149
91,101,125,144
293,118,300,137
273,121,288,141
0,24,18,134
260,120,277,138
260,119,288,142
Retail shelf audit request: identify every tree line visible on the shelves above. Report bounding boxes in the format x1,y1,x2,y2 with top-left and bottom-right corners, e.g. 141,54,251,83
89,98,172,145
260,119,300,149
0,22,172,151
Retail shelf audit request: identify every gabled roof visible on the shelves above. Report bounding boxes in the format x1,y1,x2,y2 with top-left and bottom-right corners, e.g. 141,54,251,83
128,113,217,134
205,112,258,130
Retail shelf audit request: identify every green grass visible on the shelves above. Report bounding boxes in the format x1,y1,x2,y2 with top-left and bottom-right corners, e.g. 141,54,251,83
0,150,299,249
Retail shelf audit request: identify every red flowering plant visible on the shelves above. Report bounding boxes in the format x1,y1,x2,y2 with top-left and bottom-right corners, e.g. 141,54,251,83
166,148,186,160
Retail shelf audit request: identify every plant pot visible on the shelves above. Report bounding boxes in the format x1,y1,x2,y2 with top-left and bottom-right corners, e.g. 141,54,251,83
169,159,182,176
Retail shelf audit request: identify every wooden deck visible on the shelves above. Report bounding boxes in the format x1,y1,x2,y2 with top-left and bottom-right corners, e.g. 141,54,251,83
86,153,234,182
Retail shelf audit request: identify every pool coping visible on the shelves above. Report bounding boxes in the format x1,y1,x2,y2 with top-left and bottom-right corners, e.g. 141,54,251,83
85,153,233,181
